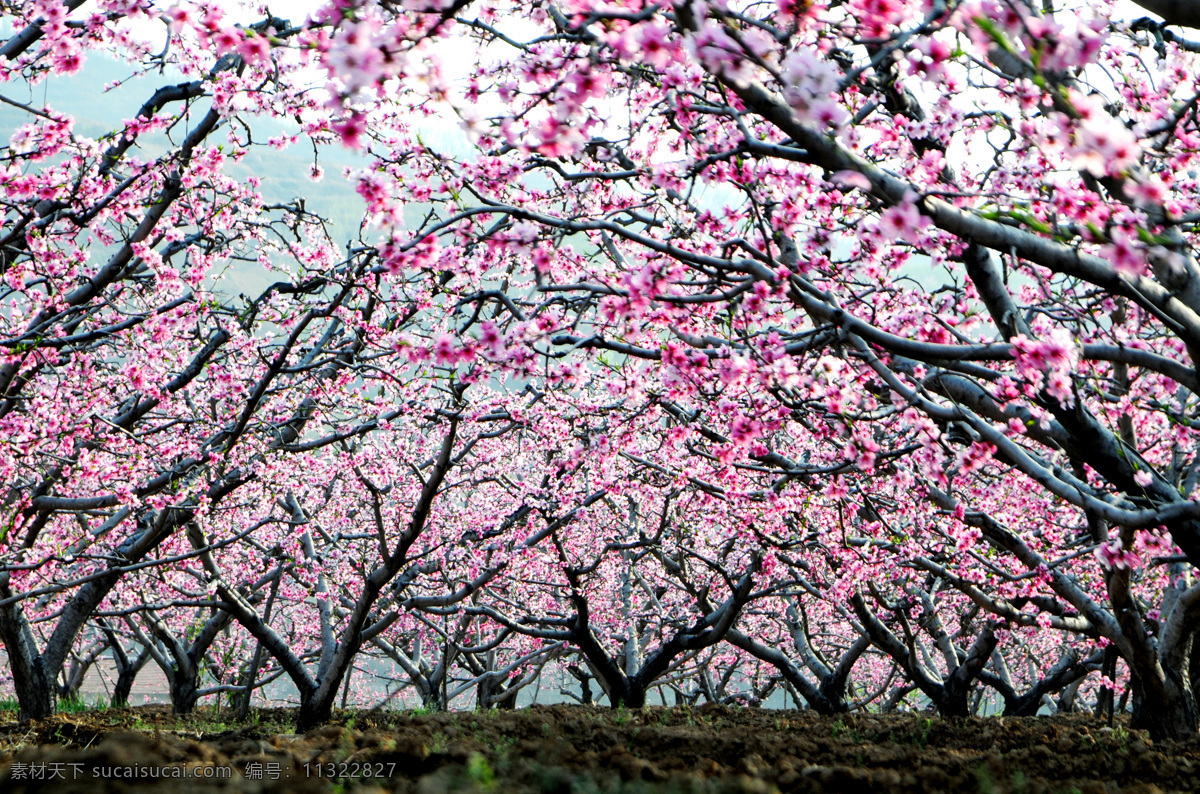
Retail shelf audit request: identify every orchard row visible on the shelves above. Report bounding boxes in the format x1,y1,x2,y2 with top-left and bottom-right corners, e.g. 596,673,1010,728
3,0,1200,739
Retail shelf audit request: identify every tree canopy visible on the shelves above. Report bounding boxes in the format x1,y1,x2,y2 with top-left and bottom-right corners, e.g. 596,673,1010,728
6,0,1200,740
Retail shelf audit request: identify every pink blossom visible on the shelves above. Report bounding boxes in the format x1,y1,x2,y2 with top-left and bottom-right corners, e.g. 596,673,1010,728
532,115,585,158
877,193,930,242
908,36,954,82
432,334,459,366
780,46,845,130
1010,330,1078,405
1095,539,1142,571
1138,529,1174,557
1072,114,1141,177
824,477,849,500
729,416,762,445
636,22,674,69
955,527,982,552
164,3,198,33
778,0,814,23
1127,175,1168,208
238,33,271,64
478,321,505,356
211,26,242,54
718,355,755,385
686,18,754,86
334,113,369,149
1100,229,1146,278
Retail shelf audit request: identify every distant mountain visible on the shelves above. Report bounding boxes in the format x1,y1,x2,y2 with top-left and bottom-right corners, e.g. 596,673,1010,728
1,51,377,297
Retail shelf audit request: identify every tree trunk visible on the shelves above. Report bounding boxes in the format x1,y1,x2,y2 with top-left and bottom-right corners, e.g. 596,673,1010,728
937,679,972,718
1129,667,1199,740
724,628,852,715
477,675,499,709
8,657,54,721
170,670,201,716
0,588,55,721
478,675,520,710
57,670,84,703
619,681,646,708
419,686,445,711
112,648,151,708
295,668,353,733
493,686,518,709
566,665,593,705
1095,647,1117,720
236,567,281,720
296,687,336,733
1057,678,1083,713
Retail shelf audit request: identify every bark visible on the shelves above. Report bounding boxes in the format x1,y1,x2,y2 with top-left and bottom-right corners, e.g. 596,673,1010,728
236,566,282,720
566,665,594,705
851,592,998,717
57,639,106,702
372,633,456,711
1130,670,1199,739
724,628,864,714
573,564,759,708
0,579,54,720
97,618,152,708
1130,0,1200,28
111,647,152,709
477,672,520,710
294,423,459,731
980,651,1101,717
133,607,235,716
170,675,201,716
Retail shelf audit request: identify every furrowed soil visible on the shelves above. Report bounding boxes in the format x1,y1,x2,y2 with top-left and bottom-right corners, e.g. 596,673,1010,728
0,705,1192,793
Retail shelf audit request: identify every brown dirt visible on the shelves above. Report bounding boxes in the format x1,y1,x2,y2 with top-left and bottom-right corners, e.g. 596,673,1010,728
0,704,1193,792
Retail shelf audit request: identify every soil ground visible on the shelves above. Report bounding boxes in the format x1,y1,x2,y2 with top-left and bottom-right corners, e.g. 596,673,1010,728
0,704,1192,793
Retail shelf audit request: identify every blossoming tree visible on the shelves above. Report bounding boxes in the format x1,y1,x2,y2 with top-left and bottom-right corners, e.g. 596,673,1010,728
10,0,1200,741
297,0,1200,737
